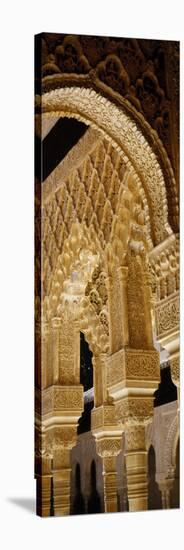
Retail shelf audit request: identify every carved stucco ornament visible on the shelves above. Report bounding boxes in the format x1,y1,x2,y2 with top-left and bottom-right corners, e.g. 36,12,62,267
41,86,173,245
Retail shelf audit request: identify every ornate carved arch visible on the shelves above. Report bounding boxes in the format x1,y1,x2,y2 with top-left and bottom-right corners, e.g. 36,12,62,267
163,414,179,478
42,135,153,301
40,86,174,245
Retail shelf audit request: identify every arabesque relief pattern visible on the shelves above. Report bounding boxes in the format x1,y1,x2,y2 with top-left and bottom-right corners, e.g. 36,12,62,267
35,56,179,515
36,35,179,232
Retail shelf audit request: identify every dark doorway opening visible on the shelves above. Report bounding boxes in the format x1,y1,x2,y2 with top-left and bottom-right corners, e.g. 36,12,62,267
87,460,102,514
148,445,162,510
72,463,85,515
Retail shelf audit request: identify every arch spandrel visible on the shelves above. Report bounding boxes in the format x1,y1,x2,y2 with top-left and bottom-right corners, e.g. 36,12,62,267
41,86,174,245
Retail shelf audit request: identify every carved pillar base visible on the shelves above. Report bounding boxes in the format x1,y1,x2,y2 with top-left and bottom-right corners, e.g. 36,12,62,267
53,449,71,516
125,425,148,512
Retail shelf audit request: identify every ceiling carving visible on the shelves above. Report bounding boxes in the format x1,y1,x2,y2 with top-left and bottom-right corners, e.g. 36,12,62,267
35,34,179,233
41,134,151,300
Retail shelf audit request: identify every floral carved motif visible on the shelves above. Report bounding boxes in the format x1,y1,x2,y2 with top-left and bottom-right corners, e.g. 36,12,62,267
170,355,180,384
125,350,160,380
91,405,116,431
155,292,179,339
127,250,153,349
52,426,77,450
106,348,159,389
125,424,146,451
35,386,83,417
149,234,179,302
96,437,122,458
115,397,154,424
106,349,126,387
53,386,83,410
38,35,179,229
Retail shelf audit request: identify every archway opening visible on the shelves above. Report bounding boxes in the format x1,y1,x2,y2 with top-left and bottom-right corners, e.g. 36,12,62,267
78,332,94,435
72,463,85,515
154,364,177,407
80,332,93,391
148,445,162,510
87,460,102,514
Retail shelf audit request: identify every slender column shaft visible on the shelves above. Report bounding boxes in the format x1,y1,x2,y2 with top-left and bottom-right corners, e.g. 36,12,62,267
52,449,71,516
160,488,171,509
36,474,52,517
142,269,154,348
93,355,107,407
51,318,60,384
118,266,129,346
125,451,148,511
125,424,148,512
158,480,173,509
102,456,118,513
36,456,52,517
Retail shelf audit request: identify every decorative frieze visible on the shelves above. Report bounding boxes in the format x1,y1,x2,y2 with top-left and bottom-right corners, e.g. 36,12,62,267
155,292,179,339
96,437,122,458
125,424,146,451
106,348,159,389
106,348,125,386
52,426,77,450
53,386,83,411
35,385,84,417
170,354,180,384
125,349,160,381
115,396,154,425
91,404,116,432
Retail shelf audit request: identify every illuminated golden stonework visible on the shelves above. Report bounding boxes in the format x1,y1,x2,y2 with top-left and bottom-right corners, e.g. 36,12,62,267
35,35,179,516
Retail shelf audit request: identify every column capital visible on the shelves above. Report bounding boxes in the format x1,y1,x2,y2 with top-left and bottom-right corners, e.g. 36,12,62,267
96,436,122,459
107,348,160,401
125,424,146,453
115,396,154,426
91,403,118,436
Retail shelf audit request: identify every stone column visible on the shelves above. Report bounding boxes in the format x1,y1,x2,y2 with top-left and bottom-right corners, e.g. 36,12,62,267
93,354,107,407
142,267,154,348
96,438,122,513
102,455,119,513
107,347,160,512
92,404,122,513
36,384,83,516
41,322,49,389
125,424,148,512
35,426,53,517
50,385,83,516
36,457,52,517
51,317,61,384
117,266,129,346
158,479,174,509
106,272,124,354
52,448,71,516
